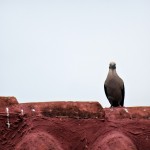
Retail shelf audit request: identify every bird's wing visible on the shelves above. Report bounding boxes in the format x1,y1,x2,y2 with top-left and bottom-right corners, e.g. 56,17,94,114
120,83,125,106
104,84,109,99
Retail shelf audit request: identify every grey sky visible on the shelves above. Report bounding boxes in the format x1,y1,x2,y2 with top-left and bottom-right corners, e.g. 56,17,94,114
0,1,150,107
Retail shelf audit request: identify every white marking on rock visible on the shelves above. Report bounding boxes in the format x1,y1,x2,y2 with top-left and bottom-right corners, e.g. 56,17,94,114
6,107,9,116
31,109,35,112
21,109,24,115
124,108,128,113
6,121,10,128
6,107,10,128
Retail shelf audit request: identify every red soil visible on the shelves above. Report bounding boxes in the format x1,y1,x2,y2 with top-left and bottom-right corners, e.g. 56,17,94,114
0,97,150,150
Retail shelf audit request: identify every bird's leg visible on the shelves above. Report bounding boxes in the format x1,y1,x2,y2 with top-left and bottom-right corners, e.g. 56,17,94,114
118,102,123,107
110,105,113,108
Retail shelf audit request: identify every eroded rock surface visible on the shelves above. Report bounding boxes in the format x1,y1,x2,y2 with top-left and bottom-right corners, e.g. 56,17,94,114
92,131,137,150
15,132,63,150
0,97,149,150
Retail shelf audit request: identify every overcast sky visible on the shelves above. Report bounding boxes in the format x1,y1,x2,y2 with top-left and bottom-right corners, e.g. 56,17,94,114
0,1,150,107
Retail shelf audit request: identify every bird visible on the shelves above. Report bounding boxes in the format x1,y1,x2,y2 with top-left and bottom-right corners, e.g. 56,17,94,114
104,62,125,107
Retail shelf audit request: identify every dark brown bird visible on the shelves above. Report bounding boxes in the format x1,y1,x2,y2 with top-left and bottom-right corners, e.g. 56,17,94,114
104,62,125,107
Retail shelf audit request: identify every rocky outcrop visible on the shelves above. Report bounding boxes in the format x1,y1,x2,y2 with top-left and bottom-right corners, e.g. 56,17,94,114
0,97,149,150
0,96,18,109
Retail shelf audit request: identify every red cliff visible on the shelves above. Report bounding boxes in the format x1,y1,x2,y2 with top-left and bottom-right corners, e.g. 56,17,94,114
0,97,150,150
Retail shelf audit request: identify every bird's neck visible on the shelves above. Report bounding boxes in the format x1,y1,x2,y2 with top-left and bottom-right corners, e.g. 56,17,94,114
109,69,117,76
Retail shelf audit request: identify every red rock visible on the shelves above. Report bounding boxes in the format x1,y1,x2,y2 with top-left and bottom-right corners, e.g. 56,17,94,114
0,96,18,108
92,131,137,150
0,97,149,150
15,132,63,150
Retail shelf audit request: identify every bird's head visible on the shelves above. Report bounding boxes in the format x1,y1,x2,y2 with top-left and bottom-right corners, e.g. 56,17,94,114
109,61,116,69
